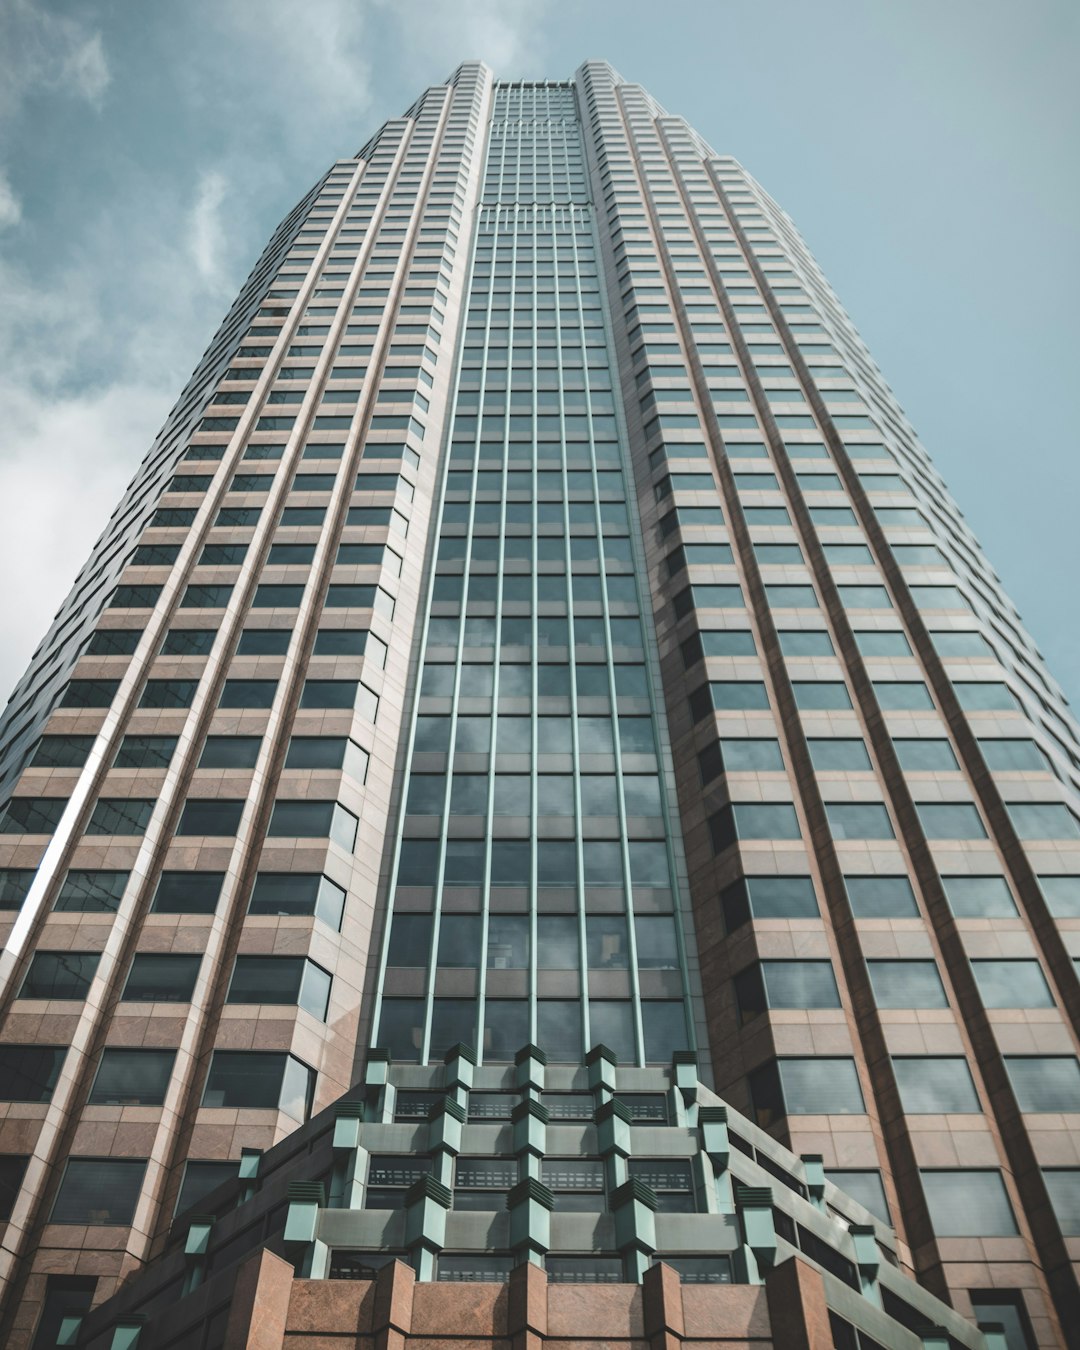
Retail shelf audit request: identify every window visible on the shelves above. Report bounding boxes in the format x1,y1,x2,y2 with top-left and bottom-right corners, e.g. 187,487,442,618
704,739,784,774
710,802,801,849
867,959,947,1008
541,1158,606,1211
161,627,217,655
86,798,154,836
971,960,1054,1008
825,803,894,839
979,739,1047,772
920,1170,1017,1236
932,630,993,658
845,875,918,918
54,870,129,913
0,1045,66,1102
60,679,119,708
30,736,94,768
176,799,245,835
778,630,833,656
227,956,332,1020
219,679,277,708
954,681,1018,712
892,738,959,772
201,1051,315,1120
546,1255,625,1284
0,1155,29,1221
749,1058,865,1125
365,1155,432,1208
28,1276,97,1350
50,1158,147,1226
0,797,67,834
248,872,346,927
807,739,871,771
114,735,177,770
874,681,933,710
735,961,840,1022
88,627,143,656
1006,802,1080,840
721,875,818,926
268,800,358,849
122,954,201,1002
284,737,370,780
199,735,262,768
942,875,1016,917
854,630,911,657
176,1161,240,1217
20,952,99,1000
969,1292,1038,1350
139,678,198,708
151,871,224,914
628,1159,695,1212
792,681,851,710
453,1156,515,1211
652,1256,732,1284
703,680,770,711
1040,876,1080,918
0,869,34,910
826,1170,889,1224
915,802,987,839
88,1049,176,1105
237,628,290,655
1004,1057,1080,1112
1045,1171,1080,1236
893,1057,980,1113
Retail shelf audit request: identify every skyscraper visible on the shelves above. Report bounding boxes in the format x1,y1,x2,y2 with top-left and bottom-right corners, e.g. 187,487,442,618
0,57,1076,1350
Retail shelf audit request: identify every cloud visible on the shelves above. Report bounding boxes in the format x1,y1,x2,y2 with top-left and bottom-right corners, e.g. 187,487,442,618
0,0,111,123
0,170,21,229
189,169,230,290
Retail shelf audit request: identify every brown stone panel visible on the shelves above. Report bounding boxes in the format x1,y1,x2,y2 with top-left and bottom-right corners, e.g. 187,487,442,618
763,1258,832,1350
224,1247,293,1350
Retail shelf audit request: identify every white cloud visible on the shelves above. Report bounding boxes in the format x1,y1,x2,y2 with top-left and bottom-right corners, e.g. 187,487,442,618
189,169,230,290
0,0,111,123
61,29,110,107
0,170,21,229
378,0,555,81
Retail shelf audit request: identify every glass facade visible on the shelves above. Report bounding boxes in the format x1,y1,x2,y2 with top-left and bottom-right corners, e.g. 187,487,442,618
0,58,1076,1350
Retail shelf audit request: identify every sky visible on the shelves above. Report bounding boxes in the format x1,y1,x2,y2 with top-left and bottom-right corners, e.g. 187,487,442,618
0,0,1077,705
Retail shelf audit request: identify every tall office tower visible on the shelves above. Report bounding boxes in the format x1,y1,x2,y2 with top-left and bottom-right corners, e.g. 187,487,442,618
0,59,1076,1350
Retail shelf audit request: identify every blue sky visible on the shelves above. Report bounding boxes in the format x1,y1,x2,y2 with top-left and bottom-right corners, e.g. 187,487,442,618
0,0,1077,705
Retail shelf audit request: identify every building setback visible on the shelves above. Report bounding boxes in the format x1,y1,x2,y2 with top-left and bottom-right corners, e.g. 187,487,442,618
0,59,1077,1350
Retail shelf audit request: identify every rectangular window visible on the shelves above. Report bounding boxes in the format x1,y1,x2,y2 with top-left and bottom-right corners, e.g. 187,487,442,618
0,1045,66,1102
151,871,224,914
541,1158,606,1211
227,956,332,1020
199,736,262,769
915,802,987,839
844,875,918,918
893,1057,980,1113
20,952,99,1000
710,802,802,849
721,876,818,927
453,1156,515,1211
1004,1057,1080,1112
201,1051,315,1121
267,800,358,850
30,736,95,768
628,1159,695,1213
50,1158,147,1226
247,872,346,927
122,954,202,1003
971,959,1054,1008
175,799,245,835
114,735,177,770
920,1170,1017,1236
825,803,894,839
54,870,129,913
749,1058,865,1126
176,1161,240,1218
867,959,948,1008
892,738,959,772
366,1154,433,1209
88,1049,176,1106
941,874,1016,917
807,739,871,771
